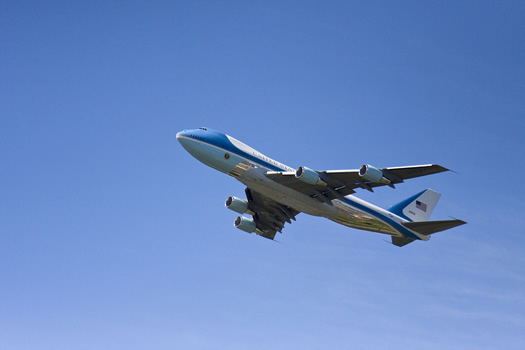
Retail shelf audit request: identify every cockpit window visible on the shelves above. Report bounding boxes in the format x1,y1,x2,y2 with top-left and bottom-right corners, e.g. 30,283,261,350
199,127,207,131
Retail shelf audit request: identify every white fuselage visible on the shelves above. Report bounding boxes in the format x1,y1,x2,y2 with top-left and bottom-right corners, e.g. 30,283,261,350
177,128,425,240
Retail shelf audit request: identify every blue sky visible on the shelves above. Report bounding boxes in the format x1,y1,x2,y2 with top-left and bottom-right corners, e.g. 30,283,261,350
1,1,524,349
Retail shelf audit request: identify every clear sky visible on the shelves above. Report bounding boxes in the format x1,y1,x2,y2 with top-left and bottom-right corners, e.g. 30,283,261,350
1,1,525,349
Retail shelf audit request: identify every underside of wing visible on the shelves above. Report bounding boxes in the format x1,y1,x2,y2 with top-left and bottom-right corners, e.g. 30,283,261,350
265,164,449,200
244,188,300,240
379,164,449,181
324,164,449,191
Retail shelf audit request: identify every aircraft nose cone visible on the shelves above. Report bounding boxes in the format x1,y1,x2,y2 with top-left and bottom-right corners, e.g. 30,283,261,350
177,129,203,156
177,130,195,147
176,130,191,148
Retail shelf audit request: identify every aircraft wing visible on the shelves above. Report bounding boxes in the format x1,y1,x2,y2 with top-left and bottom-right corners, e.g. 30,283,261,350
244,188,300,240
265,164,449,200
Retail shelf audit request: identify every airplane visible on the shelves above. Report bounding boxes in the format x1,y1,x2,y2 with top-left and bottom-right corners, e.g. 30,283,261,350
177,127,466,247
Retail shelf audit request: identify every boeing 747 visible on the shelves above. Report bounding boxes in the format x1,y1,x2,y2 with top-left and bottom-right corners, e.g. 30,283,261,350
177,127,465,246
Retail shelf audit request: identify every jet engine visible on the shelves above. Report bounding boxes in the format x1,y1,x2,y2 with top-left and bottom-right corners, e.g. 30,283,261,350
295,166,327,186
225,196,249,214
234,216,257,233
358,164,391,184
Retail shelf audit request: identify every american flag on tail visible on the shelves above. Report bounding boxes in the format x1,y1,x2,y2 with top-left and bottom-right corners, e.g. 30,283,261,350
416,200,427,212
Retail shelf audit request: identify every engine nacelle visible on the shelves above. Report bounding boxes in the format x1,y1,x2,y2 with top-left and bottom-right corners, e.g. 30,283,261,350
225,196,249,214
234,216,257,233
359,164,391,184
295,166,327,186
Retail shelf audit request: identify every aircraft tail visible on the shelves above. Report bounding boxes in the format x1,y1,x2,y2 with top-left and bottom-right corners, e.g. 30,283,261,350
388,189,441,222
388,189,467,247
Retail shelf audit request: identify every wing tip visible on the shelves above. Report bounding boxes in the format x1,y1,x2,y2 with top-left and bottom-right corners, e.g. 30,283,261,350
433,164,450,172
435,164,462,175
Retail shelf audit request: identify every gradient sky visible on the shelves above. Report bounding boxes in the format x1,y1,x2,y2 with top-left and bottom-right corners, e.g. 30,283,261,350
2,1,525,349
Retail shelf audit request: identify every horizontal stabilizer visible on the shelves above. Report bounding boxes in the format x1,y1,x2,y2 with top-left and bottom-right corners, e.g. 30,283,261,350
402,219,466,235
392,237,415,247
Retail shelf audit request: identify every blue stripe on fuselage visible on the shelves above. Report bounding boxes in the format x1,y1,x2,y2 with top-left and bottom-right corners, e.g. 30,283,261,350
343,196,422,241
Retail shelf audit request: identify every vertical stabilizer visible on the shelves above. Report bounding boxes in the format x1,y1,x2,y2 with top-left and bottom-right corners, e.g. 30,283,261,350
388,189,441,222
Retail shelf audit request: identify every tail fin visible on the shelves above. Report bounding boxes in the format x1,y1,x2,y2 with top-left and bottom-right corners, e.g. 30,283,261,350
389,189,466,247
388,189,441,222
